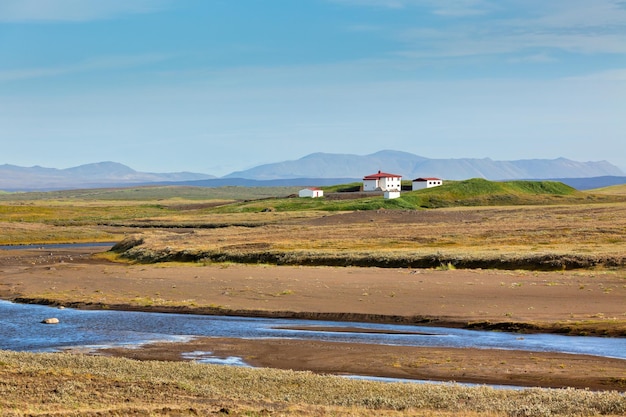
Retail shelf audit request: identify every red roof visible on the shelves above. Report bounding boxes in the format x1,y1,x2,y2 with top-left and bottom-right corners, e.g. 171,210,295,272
363,170,402,180
413,177,441,181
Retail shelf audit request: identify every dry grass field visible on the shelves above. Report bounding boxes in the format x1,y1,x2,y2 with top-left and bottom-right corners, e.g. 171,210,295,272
112,203,626,270
1,350,625,417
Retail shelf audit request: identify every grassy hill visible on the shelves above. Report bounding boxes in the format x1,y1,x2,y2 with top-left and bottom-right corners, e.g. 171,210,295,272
588,183,626,195
208,178,620,213
399,178,582,208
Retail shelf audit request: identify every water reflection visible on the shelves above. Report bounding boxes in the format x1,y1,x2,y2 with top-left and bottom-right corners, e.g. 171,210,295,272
182,351,250,366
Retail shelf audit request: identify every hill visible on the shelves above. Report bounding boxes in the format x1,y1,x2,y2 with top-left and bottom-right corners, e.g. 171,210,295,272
400,178,584,208
588,183,626,195
0,162,215,191
224,150,624,181
209,179,621,213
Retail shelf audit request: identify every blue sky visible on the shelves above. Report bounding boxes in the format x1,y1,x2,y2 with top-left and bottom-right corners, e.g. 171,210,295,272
1,0,625,176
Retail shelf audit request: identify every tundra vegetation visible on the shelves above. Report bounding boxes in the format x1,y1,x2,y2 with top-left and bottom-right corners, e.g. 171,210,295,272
1,179,626,416
1,350,625,417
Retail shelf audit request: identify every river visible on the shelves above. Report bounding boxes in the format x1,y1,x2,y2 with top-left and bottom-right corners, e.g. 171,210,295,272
1,300,625,360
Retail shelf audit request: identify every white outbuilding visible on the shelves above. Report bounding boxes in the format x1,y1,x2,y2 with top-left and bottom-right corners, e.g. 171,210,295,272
363,170,402,192
384,190,401,199
298,187,324,198
412,177,443,190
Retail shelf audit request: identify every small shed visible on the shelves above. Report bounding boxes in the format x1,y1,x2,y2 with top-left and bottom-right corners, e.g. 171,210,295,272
299,187,324,198
412,177,443,190
384,189,401,199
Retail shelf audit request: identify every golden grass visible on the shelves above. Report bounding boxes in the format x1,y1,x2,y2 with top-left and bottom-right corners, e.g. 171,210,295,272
109,203,626,270
0,201,325,244
0,350,624,417
591,184,626,195
134,203,626,251
0,222,117,245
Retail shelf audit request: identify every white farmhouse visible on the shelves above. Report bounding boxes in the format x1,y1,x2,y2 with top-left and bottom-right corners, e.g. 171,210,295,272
412,177,443,190
298,187,324,198
363,170,402,192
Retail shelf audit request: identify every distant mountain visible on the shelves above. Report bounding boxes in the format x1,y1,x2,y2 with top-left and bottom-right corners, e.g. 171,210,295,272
225,150,429,180
2,152,625,192
224,150,625,181
0,162,215,191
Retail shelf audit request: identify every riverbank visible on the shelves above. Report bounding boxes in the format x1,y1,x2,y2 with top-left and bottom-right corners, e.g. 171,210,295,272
98,336,626,391
1,246,626,391
2,246,625,336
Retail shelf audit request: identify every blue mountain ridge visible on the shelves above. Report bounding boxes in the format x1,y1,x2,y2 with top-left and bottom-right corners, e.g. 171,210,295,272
1,152,624,191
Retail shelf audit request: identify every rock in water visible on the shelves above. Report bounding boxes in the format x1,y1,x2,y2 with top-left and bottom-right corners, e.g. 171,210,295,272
41,317,60,324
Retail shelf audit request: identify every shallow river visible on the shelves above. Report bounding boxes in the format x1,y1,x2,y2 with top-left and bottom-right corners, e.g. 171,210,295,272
0,242,116,250
1,300,625,360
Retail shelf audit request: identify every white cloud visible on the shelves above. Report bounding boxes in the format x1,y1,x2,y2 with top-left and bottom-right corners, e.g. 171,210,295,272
403,2,626,59
0,0,170,22
0,54,170,82
507,53,557,64
428,0,493,17
333,0,626,58
566,68,626,81
399,29,626,59
329,0,409,8
524,0,626,29
330,0,493,14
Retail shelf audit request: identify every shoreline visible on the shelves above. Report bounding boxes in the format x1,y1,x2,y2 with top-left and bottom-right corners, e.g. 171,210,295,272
9,296,626,337
97,336,626,392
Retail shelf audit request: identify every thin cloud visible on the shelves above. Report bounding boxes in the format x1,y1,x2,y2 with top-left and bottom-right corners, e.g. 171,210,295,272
507,53,557,64
332,0,626,58
522,0,626,29
0,54,170,82
328,0,409,8
399,29,626,58
397,1,626,58
0,0,170,22
566,68,626,81
330,0,494,15
429,0,494,17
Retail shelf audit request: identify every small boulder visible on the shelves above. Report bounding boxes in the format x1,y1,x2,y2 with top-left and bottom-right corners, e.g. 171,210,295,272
41,318,60,324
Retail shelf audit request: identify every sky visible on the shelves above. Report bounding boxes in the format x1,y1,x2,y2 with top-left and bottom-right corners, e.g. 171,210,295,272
1,0,625,176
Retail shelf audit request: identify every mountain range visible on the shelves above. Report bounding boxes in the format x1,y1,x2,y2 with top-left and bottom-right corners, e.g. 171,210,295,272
1,151,625,191
226,150,624,181
0,162,215,191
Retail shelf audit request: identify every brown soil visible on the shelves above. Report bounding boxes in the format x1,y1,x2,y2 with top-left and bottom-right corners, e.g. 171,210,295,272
99,337,626,391
1,245,626,391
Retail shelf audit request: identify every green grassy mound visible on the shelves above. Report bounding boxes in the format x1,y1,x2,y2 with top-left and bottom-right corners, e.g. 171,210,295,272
401,178,581,208
210,178,616,213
